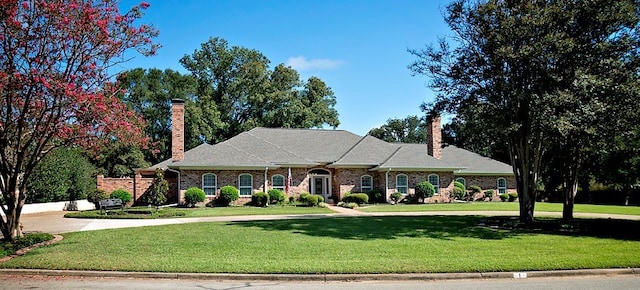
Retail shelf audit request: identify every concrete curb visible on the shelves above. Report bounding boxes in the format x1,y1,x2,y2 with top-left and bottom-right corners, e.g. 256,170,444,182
0,268,637,282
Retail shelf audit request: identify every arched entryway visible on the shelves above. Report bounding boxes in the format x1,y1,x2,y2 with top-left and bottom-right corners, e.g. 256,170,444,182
308,169,331,202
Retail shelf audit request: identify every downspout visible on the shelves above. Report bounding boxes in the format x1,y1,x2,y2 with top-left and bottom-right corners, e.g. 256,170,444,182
264,167,268,193
385,168,390,203
166,168,181,205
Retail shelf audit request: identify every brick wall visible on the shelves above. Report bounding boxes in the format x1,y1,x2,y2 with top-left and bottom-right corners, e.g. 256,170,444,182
96,173,178,205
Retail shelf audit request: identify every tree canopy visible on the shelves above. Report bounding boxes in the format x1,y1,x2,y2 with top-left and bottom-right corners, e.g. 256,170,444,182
0,0,158,240
410,0,640,223
180,37,340,147
368,115,426,143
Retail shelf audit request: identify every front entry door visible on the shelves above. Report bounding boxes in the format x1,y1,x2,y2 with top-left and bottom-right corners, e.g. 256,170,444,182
311,175,331,202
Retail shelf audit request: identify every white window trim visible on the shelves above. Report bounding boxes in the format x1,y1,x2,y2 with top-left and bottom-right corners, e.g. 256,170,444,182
361,175,373,193
497,177,507,194
396,174,408,195
202,173,217,196
456,177,466,187
428,174,440,194
272,174,285,191
239,173,253,196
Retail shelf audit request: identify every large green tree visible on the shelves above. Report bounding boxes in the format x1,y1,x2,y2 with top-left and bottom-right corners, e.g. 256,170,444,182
368,115,426,143
410,0,640,223
180,37,340,146
116,68,198,164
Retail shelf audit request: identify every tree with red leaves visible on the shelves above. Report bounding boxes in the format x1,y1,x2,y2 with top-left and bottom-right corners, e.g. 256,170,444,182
0,0,159,241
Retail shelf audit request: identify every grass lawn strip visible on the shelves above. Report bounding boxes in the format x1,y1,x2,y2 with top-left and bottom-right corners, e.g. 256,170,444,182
1,216,638,273
64,206,334,219
358,203,640,216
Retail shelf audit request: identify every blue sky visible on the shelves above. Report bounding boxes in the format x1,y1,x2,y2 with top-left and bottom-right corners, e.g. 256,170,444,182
118,0,452,136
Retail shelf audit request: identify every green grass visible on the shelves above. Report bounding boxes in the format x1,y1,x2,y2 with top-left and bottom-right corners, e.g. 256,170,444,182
0,233,54,256
63,205,334,219
2,216,639,273
358,202,640,215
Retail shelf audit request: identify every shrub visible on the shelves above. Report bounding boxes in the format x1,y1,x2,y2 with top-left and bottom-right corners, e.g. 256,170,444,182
366,188,384,204
145,168,168,209
218,185,239,206
87,189,108,205
469,185,482,194
452,187,465,200
267,189,285,204
484,189,495,200
508,192,518,202
390,192,402,204
184,187,206,207
342,193,369,205
297,192,321,207
454,181,466,191
337,201,358,209
499,193,509,202
288,196,295,204
415,181,435,201
110,189,132,205
251,192,269,207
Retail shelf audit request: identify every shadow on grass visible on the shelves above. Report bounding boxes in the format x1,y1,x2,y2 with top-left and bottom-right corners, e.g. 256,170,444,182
230,215,640,241
230,216,518,241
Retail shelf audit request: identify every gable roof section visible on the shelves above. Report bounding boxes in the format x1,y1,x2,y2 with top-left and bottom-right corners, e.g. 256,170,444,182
373,143,460,171
170,142,276,169
441,145,514,176
246,127,362,163
330,135,398,167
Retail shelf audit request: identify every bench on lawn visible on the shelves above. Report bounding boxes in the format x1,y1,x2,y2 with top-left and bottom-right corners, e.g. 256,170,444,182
98,198,123,212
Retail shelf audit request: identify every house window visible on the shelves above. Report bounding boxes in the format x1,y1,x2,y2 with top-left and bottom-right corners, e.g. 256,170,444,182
497,177,507,194
456,177,466,187
428,174,440,194
272,174,285,191
361,175,373,193
202,173,217,196
396,174,408,194
239,174,253,196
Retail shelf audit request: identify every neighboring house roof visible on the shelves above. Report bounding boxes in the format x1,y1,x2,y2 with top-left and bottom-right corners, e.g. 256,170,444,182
441,145,514,176
152,127,513,175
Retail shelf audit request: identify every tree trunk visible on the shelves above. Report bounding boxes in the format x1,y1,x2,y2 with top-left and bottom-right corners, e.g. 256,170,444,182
1,178,26,241
508,134,542,225
561,145,581,222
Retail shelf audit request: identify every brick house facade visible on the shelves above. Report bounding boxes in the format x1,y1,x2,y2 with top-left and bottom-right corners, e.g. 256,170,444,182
125,99,517,205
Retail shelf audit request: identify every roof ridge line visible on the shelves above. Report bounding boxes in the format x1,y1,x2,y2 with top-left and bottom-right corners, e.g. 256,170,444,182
333,135,369,163
246,131,313,163
378,146,403,167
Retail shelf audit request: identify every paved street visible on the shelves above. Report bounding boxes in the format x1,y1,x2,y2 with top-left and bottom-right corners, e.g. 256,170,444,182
0,274,638,290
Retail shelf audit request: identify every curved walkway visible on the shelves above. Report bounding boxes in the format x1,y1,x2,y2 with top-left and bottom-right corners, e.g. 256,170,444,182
20,206,640,234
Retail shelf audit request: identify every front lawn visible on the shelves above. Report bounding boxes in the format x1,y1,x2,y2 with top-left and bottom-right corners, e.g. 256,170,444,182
358,202,640,215
2,216,639,273
64,205,334,219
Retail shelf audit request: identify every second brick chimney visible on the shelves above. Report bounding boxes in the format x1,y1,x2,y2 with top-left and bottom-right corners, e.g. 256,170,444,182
427,116,442,159
171,99,185,162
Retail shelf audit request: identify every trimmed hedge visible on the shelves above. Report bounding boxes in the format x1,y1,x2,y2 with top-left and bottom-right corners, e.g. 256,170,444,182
184,187,206,207
219,185,240,206
87,189,108,205
267,189,285,204
415,181,435,200
342,193,369,205
251,192,269,207
297,192,322,207
390,192,403,204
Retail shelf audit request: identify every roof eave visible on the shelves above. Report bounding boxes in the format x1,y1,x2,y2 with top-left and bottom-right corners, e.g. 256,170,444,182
168,165,280,170
454,171,515,176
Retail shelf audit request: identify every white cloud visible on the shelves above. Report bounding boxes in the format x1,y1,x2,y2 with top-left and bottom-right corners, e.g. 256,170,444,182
285,56,343,71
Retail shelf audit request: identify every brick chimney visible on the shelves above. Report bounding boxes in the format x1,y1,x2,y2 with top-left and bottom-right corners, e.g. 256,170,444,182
171,99,185,162
427,116,442,159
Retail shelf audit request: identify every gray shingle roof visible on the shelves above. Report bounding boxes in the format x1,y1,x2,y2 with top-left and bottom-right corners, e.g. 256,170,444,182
441,145,513,175
374,144,461,171
154,127,513,175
